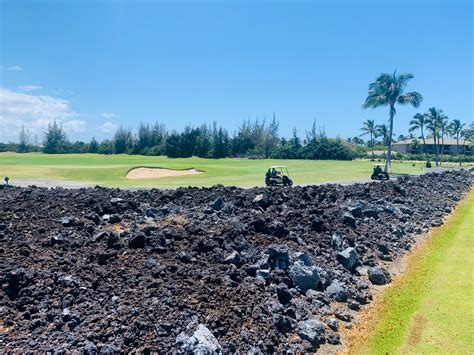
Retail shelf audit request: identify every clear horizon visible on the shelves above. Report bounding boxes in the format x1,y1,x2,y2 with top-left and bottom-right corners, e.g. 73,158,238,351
0,0,472,143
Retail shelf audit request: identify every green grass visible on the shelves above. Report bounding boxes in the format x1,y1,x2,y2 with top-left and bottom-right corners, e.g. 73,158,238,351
349,190,474,354
0,152,426,188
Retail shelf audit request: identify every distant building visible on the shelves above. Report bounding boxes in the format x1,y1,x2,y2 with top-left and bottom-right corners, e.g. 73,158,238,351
366,150,387,156
392,138,473,155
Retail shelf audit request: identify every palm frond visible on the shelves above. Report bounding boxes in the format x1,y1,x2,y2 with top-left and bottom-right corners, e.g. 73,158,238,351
396,73,414,89
409,113,425,132
360,119,377,136
448,119,465,136
362,91,388,109
368,73,392,91
397,92,423,107
427,107,439,119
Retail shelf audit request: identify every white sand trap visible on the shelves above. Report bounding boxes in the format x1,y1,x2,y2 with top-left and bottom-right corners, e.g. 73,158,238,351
126,167,203,180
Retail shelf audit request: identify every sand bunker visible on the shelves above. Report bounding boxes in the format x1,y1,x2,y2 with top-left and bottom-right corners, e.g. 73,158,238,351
126,167,203,180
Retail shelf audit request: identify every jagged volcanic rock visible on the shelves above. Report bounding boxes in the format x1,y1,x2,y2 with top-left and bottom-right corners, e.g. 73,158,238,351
0,171,471,352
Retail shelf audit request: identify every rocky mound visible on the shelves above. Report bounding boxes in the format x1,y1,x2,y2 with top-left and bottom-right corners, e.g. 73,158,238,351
0,171,471,353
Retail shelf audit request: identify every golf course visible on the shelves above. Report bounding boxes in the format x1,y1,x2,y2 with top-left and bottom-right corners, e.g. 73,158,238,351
1,1,472,352
0,152,427,188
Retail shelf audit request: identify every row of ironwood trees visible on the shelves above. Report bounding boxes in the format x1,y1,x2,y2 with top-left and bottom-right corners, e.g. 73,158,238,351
13,117,357,160
8,71,472,165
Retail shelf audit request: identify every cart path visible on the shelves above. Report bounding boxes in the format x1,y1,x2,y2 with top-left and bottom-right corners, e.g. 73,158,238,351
8,177,393,189
9,179,99,189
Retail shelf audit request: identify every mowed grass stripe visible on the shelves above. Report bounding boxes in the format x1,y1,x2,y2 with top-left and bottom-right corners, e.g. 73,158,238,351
347,189,474,354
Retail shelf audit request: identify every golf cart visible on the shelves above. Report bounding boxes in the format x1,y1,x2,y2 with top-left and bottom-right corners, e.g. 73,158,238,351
371,163,390,180
265,166,293,187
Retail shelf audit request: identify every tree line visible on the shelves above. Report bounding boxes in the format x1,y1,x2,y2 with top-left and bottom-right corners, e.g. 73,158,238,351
360,110,473,165
408,109,471,165
4,70,472,164
2,117,358,161
358,71,472,169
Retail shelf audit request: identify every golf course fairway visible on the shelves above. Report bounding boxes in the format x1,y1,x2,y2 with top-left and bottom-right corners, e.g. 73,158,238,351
346,189,474,354
0,152,426,188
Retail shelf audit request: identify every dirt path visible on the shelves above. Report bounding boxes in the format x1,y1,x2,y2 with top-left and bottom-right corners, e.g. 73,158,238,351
9,179,99,189
7,176,391,190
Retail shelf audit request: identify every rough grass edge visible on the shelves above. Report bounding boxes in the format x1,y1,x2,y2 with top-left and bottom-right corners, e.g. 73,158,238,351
342,187,474,354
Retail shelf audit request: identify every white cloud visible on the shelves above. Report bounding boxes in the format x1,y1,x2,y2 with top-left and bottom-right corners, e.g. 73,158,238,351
0,88,86,142
100,122,118,133
101,112,117,118
1,65,23,71
18,85,42,91
63,119,86,133
0,88,74,118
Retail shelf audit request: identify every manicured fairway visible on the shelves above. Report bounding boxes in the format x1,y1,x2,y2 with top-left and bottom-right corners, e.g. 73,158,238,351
347,190,474,354
0,152,426,188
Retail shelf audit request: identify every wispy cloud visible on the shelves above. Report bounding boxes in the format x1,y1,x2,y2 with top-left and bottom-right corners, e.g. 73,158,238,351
52,88,74,96
100,122,118,133
101,112,117,118
0,88,86,142
1,65,23,71
18,85,42,92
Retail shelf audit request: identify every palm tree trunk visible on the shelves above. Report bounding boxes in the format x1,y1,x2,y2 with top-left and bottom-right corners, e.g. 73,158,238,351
441,131,445,156
441,132,445,165
456,134,461,166
462,138,467,161
370,132,374,160
436,132,439,166
386,106,395,173
436,133,441,166
421,129,426,155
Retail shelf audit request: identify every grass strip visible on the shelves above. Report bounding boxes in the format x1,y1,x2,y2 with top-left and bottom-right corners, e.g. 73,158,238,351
346,189,473,354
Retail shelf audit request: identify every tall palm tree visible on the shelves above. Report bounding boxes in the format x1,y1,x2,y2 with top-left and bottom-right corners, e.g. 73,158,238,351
376,123,389,157
449,119,465,164
439,115,449,156
425,107,444,166
363,71,422,172
360,119,378,160
409,113,427,153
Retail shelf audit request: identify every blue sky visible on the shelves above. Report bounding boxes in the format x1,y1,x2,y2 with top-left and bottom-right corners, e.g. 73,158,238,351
0,0,472,143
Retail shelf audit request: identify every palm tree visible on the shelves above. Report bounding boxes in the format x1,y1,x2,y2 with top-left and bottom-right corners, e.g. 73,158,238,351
439,115,449,156
360,119,378,160
425,107,444,166
463,123,474,138
376,123,389,157
449,119,465,164
363,71,422,172
409,113,427,153
461,123,474,156
449,119,465,154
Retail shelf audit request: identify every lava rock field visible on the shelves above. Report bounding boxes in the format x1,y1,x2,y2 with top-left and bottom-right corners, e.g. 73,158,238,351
0,170,471,353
